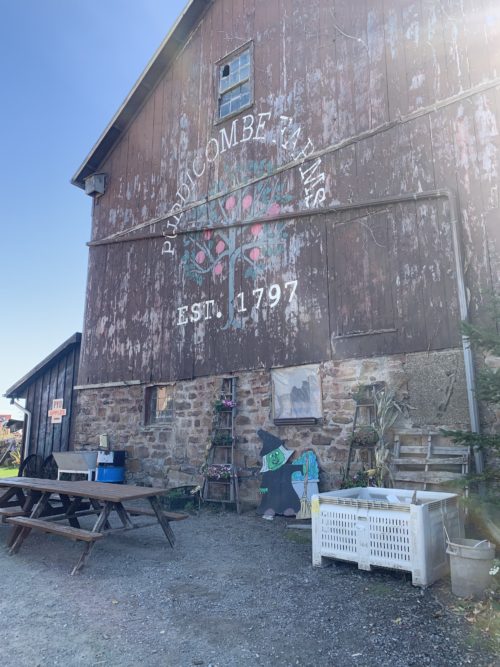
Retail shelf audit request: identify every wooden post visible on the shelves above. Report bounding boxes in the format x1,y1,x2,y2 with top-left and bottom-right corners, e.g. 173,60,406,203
149,496,175,547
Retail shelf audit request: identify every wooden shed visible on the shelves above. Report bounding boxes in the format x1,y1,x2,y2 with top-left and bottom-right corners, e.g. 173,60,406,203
5,333,81,462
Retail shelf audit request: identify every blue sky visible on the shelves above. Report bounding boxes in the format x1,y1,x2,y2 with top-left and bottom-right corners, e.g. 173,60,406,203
0,0,188,418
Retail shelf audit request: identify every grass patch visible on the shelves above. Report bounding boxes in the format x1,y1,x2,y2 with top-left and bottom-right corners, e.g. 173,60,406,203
0,467,18,478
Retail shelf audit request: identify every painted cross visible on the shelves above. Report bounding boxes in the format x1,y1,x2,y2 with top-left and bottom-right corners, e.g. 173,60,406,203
48,398,66,424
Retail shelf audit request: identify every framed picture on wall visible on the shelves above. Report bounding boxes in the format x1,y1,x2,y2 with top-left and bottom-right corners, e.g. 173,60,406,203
271,364,322,425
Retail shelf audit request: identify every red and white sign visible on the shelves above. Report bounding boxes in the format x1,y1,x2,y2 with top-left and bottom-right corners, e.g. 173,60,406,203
48,399,67,424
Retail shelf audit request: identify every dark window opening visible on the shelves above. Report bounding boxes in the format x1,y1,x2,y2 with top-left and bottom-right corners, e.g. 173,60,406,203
145,385,174,425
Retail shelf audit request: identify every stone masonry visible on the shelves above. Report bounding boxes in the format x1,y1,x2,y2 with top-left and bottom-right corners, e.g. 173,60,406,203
73,348,471,506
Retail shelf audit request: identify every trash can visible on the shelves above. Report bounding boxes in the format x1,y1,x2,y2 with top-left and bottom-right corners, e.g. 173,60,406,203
446,538,496,598
96,450,126,484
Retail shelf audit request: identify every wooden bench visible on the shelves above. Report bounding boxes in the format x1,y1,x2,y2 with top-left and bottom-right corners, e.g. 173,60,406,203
6,516,103,542
0,508,26,523
123,506,189,521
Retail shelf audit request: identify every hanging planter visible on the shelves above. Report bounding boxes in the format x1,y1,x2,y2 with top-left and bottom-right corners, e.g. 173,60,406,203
349,426,379,448
350,384,372,405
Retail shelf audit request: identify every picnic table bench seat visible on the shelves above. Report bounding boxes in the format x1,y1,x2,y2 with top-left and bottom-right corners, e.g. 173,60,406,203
6,516,103,542
0,508,27,523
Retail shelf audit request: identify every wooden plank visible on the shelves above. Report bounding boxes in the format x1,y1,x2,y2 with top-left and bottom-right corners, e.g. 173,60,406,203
60,348,75,453
396,446,428,454
0,478,168,503
149,495,175,547
393,470,466,483
439,0,472,95
392,202,428,352
9,491,52,554
383,0,409,121
6,517,103,542
0,508,26,523
366,0,390,130
392,457,468,466
333,0,356,139
432,445,470,456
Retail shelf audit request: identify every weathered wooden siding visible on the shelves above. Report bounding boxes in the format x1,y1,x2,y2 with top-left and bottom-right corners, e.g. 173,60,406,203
79,0,500,385
24,344,80,459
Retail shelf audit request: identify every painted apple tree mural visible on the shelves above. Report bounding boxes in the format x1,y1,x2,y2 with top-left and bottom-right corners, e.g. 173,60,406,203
181,163,293,329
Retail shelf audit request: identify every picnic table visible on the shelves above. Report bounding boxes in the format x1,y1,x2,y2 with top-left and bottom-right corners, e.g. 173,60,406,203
0,477,187,574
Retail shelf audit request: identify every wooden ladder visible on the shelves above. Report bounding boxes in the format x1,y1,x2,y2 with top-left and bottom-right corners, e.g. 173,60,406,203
345,394,377,478
202,377,241,513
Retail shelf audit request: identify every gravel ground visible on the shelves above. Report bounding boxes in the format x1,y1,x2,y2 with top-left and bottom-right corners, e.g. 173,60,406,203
0,507,496,667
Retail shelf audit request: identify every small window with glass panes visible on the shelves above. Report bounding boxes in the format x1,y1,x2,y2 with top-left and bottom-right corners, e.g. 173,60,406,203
217,44,253,121
145,385,174,425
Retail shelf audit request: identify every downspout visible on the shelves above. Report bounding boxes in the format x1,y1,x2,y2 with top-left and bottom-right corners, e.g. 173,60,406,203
10,399,31,464
444,190,483,473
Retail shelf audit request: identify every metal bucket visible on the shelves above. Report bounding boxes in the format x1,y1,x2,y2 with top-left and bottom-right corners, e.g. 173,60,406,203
446,538,496,598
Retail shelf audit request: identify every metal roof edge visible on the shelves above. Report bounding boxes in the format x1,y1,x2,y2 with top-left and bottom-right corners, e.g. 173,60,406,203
71,0,212,189
4,333,82,399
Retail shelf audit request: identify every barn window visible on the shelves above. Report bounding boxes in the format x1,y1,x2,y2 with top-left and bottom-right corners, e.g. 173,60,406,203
217,44,253,120
145,385,174,425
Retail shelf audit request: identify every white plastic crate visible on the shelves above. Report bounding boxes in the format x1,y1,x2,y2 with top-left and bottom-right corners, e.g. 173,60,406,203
311,487,463,587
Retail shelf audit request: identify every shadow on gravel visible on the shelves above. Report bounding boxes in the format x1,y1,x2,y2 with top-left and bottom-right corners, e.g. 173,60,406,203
0,508,497,667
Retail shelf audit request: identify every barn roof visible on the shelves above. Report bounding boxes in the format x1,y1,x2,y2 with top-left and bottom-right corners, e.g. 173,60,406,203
4,333,81,399
71,0,212,189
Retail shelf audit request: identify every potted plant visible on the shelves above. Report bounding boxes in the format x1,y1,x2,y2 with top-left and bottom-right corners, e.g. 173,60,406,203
214,398,236,412
339,467,372,489
201,463,233,480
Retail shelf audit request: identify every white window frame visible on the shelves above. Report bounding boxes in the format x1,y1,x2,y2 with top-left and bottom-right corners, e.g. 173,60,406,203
216,42,254,123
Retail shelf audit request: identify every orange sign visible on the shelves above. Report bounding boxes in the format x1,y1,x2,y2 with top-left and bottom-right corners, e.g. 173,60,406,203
48,399,67,424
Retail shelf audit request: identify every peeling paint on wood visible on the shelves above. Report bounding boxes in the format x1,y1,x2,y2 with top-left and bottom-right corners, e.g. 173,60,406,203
80,0,500,385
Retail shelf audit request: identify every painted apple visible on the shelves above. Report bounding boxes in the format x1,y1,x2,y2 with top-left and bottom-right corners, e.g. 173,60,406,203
242,194,253,211
267,203,281,216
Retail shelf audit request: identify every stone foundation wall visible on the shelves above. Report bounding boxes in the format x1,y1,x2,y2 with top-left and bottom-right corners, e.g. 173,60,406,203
73,348,471,505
